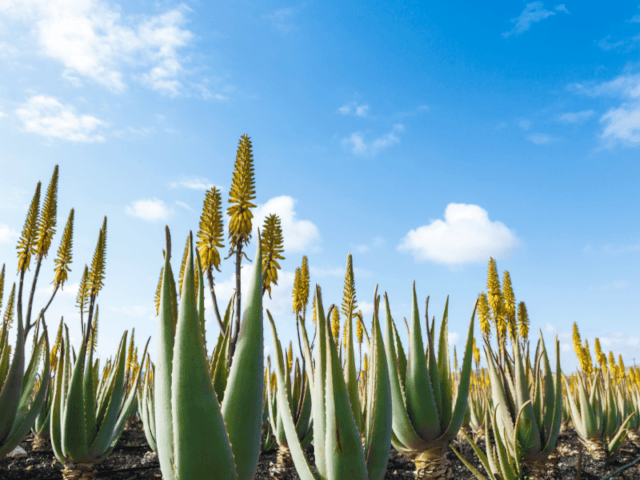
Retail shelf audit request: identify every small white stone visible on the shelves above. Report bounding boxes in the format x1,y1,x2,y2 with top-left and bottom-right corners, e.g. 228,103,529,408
7,445,27,458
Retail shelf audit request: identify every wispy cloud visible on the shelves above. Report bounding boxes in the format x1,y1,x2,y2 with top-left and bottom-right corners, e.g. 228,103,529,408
596,280,630,291
16,95,105,142
175,200,192,211
125,198,172,222
353,236,384,254
253,196,321,252
0,224,19,243
264,7,298,34
398,203,520,266
558,110,594,123
337,102,370,117
0,0,194,95
519,119,532,130
168,177,217,190
526,133,558,144
342,124,404,157
502,2,569,38
597,36,626,52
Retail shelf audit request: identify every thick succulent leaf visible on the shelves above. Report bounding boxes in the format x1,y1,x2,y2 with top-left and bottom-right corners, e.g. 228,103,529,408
562,375,586,437
485,346,515,448
363,308,392,480
344,310,363,433
324,308,368,479
459,429,497,480
172,236,237,479
513,340,540,453
83,336,97,445
607,413,634,454
61,332,89,462
50,348,66,464
0,308,25,444
139,367,157,453
87,332,128,458
221,239,264,480
155,240,177,479
543,336,562,454
424,299,442,423
383,294,428,453
267,312,316,480
212,324,231,403
436,297,453,430
442,303,476,442
309,287,327,477
404,285,440,442
451,444,491,480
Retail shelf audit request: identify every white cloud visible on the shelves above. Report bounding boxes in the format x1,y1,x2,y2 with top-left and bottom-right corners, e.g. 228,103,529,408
0,224,19,243
398,203,520,266
337,102,370,117
597,36,626,51
175,200,192,211
502,2,569,38
558,110,594,123
598,280,630,291
0,111,6,119
448,332,460,346
39,281,80,297
253,196,321,252
16,95,105,142
310,266,343,277
0,0,193,95
353,235,384,254
125,198,172,222
342,124,404,157
599,332,640,348
265,7,297,34
526,133,557,144
168,177,217,190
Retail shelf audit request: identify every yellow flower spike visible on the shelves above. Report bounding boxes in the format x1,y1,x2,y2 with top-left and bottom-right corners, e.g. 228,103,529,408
583,339,593,375
127,328,136,373
486,258,506,342
53,209,74,289
473,338,480,368
88,217,107,297
341,253,357,321
2,283,16,329
197,186,225,273
178,236,189,297
292,267,302,315
618,355,625,380
227,134,257,250
356,312,364,345
608,351,617,379
502,270,517,340
572,322,587,372
91,305,99,353
594,338,607,372
155,266,164,316
50,317,64,366
311,286,321,324
363,352,368,373
16,181,42,273
287,341,293,372
35,165,59,258
517,301,530,341
260,214,284,299
477,292,492,340
76,265,90,315
331,306,340,342
300,256,309,317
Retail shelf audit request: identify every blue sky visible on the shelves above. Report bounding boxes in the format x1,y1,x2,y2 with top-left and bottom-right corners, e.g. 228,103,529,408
1,0,639,371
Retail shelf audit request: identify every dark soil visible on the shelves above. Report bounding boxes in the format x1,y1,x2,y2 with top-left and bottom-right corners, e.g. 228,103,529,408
1,422,639,479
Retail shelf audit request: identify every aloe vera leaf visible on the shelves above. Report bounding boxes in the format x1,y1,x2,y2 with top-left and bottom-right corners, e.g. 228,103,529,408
392,320,407,392
310,287,327,477
324,306,368,479
513,340,540,452
49,333,67,464
442,302,476,442
0,345,10,394
87,332,128,458
267,312,316,479
363,308,392,480
451,445,491,480
383,294,428,452
423,298,442,423
404,284,440,442
155,237,177,480
543,337,563,454
578,374,597,439
0,306,25,444
344,309,364,434
221,239,264,480
139,369,156,453
492,414,518,480
173,236,237,479
15,332,45,424
83,332,97,446
196,253,207,355
212,324,231,403
460,429,497,480
607,413,634,454
61,327,89,462
436,296,453,431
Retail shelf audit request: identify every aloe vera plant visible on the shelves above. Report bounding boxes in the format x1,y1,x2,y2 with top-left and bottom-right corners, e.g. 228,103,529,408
384,286,476,479
453,333,562,480
268,286,392,480
155,228,264,480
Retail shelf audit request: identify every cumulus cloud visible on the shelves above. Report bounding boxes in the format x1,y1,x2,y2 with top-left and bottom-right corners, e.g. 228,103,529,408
342,124,404,157
16,95,105,142
168,177,216,190
125,198,172,222
253,196,321,252
0,0,193,95
337,102,370,117
0,224,19,243
398,203,520,266
558,110,594,123
502,2,569,38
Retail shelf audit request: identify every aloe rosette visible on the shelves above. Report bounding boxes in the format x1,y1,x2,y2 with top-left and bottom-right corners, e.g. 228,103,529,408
50,323,149,479
454,333,562,480
384,286,476,480
155,229,264,480
138,359,156,454
268,286,392,480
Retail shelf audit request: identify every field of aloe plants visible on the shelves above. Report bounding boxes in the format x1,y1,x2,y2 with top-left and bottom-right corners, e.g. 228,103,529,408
1,136,640,480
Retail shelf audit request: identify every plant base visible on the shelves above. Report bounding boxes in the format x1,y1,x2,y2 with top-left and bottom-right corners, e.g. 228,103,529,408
412,446,452,480
32,433,49,452
269,445,293,479
62,463,97,480
583,439,607,462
